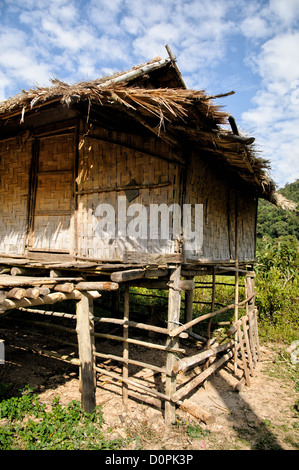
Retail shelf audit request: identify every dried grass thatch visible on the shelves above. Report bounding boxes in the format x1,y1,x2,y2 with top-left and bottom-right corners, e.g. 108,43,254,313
0,61,295,211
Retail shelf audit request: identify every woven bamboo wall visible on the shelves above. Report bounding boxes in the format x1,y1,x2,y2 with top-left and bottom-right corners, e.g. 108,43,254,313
30,134,75,253
0,136,31,255
0,126,257,264
185,151,257,262
76,127,180,261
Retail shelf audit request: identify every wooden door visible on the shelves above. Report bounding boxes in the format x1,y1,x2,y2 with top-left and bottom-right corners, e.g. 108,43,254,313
29,134,75,253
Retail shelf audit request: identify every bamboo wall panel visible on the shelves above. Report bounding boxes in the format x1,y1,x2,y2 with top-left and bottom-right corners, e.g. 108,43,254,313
76,128,179,260
31,134,74,253
31,215,71,252
185,151,257,262
0,136,31,255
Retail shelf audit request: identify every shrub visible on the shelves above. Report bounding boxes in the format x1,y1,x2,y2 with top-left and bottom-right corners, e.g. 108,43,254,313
255,237,299,343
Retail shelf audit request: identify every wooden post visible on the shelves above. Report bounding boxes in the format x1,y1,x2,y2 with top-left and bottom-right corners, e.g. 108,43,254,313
206,268,216,349
165,265,181,425
76,292,96,413
234,200,239,373
122,286,130,414
246,273,259,361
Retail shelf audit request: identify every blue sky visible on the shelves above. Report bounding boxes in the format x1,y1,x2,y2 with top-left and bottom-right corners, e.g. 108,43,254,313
1,0,299,188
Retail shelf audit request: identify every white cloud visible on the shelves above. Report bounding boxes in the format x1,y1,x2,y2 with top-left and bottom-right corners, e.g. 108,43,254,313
241,31,299,186
0,0,298,187
269,0,299,25
240,16,270,39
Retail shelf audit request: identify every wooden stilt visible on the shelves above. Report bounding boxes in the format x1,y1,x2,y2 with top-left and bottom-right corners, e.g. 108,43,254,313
237,324,250,386
234,203,239,374
122,286,130,414
165,265,181,425
205,268,216,371
76,291,96,413
234,269,239,374
242,315,254,376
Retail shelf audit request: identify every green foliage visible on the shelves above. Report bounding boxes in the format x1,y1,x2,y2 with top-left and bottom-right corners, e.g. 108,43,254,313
0,387,125,450
186,421,210,439
255,179,299,343
255,237,299,343
257,179,299,243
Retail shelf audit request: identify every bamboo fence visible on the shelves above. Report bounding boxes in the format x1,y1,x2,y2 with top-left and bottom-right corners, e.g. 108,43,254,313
0,266,259,424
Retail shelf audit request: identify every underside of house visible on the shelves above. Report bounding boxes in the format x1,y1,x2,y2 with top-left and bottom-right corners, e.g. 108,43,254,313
0,50,291,423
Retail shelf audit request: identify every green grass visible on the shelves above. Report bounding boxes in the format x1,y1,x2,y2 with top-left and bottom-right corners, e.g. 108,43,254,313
0,386,126,450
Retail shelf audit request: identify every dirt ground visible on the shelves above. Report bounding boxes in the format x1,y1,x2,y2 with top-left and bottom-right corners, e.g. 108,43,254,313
0,322,298,451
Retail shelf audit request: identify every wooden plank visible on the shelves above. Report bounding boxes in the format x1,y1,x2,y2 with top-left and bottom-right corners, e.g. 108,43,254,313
110,269,145,282
123,252,182,264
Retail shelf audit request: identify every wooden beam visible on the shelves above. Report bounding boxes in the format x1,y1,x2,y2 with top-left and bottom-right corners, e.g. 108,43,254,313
169,293,255,338
76,281,119,291
110,269,145,283
171,350,234,403
54,283,75,293
173,340,234,374
0,275,83,287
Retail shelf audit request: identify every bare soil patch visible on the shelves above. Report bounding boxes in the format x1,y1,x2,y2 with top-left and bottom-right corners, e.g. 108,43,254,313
0,324,298,451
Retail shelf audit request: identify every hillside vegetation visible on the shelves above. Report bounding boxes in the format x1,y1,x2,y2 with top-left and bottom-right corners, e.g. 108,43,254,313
255,179,299,343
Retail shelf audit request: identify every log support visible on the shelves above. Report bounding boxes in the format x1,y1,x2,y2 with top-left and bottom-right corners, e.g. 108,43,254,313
165,265,182,425
76,291,96,413
0,262,260,424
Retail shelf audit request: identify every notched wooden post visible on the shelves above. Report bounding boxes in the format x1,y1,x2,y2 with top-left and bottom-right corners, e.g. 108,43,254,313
165,265,181,425
122,286,130,414
76,291,96,413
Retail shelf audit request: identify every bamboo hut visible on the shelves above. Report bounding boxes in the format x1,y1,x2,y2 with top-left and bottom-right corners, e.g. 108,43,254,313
0,49,291,423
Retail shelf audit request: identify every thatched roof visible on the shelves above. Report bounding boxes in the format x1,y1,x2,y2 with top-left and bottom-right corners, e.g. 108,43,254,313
0,57,296,211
